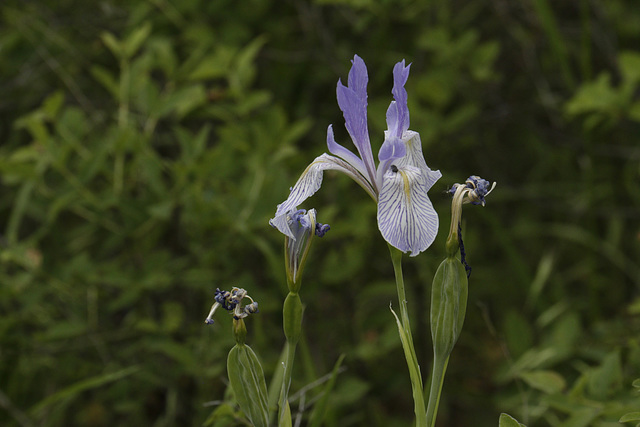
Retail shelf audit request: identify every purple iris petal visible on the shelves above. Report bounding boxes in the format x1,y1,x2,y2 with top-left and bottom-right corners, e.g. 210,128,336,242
271,153,376,238
326,125,368,180
390,60,411,138
378,132,406,162
336,55,377,187
348,54,368,100
376,130,407,189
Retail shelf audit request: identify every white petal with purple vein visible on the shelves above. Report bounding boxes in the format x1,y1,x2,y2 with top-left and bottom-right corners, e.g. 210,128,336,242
377,164,439,256
271,153,375,238
395,131,441,190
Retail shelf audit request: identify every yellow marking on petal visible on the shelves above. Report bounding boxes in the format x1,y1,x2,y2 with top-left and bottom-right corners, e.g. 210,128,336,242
399,170,411,204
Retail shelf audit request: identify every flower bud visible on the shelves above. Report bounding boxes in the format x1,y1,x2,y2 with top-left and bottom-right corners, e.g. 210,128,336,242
282,292,303,345
430,256,468,358
271,208,330,292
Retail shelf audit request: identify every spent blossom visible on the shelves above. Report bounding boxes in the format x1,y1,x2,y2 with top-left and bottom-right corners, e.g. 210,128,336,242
204,287,259,325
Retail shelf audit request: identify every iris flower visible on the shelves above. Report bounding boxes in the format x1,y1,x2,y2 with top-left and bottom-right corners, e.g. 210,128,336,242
271,55,441,256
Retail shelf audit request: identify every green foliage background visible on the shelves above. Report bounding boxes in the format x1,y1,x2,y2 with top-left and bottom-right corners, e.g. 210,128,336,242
1,0,639,425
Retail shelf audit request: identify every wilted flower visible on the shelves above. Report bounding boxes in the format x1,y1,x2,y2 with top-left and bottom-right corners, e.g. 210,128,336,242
204,287,259,325
448,175,495,207
270,208,329,288
446,175,496,270
270,55,441,256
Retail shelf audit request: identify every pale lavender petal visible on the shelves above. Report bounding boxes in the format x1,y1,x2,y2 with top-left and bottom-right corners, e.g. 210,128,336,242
394,130,441,190
326,124,368,181
336,56,377,189
271,153,376,238
377,164,439,256
348,55,368,100
390,60,411,138
385,99,400,138
376,128,407,189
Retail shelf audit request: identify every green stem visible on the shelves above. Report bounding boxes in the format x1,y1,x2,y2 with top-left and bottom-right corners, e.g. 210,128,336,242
425,354,449,427
388,244,426,427
278,340,297,425
115,57,129,196
389,245,413,339
279,285,302,425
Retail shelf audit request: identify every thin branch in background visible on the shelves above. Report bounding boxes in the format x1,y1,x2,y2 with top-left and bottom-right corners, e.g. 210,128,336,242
0,388,34,427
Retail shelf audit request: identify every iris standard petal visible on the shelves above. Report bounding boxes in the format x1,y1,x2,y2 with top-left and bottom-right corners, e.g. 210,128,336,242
390,60,411,138
385,99,400,138
326,124,368,181
394,130,442,190
347,55,368,101
336,59,377,189
271,153,376,238
377,164,439,256
377,128,407,189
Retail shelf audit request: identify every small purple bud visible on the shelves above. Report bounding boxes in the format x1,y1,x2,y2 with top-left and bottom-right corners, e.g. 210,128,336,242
315,223,331,237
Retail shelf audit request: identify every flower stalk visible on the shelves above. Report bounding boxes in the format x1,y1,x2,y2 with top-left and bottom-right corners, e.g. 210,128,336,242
204,287,267,427
426,176,494,426
274,209,329,425
389,244,427,427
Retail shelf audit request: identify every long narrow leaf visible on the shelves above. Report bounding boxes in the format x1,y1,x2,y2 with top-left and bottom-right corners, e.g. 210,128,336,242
390,305,427,427
308,354,346,427
30,366,139,416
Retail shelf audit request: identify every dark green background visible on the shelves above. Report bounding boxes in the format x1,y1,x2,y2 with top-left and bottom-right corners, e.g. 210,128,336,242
1,0,639,425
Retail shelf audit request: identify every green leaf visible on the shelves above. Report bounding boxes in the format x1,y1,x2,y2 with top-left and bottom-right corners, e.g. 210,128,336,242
187,47,235,81
267,345,287,424
587,349,622,400
620,413,640,423
42,91,65,118
632,378,640,389
619,51,640,84
499,413,526,427
504,309,534,358
30,366,139,416
389,305,427,427
229,35,268,93
6,181,36,245
308,354,345,427
519,370,566,394
629,102,640,123
567,74,618,113
100,31,122,59
91,65,119,98
280,400,292,427
500,347,558,381
124,22,152,58
153,85,207,119
557,408,599,427
227,344,269,427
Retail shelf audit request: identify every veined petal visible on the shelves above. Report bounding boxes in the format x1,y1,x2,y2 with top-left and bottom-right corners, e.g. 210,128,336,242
377,164,439,256
376,129,407,189
390,60,411,138
336,57,377,189
271,153,375,238
326,124,368,181
394,130,442,190
348,55,368,100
